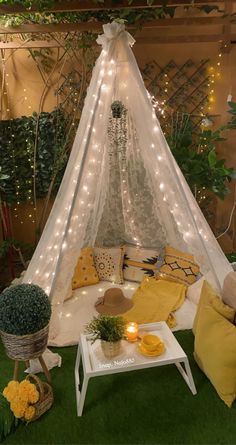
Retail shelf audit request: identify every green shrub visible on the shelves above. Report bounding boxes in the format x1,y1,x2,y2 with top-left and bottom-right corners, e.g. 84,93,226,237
85,315,125,343
0,284,51,335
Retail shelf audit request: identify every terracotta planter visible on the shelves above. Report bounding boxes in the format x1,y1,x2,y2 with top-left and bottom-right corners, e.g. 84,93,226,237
101,340,122,359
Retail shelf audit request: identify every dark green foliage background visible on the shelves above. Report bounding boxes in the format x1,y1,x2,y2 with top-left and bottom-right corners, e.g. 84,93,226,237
0,108,69,204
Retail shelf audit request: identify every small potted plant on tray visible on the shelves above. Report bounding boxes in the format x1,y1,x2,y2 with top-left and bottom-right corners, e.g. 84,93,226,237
85,315,125,359
0,284,51,361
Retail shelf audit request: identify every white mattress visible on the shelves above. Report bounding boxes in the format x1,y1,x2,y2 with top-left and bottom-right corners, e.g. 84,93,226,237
49,280,197,347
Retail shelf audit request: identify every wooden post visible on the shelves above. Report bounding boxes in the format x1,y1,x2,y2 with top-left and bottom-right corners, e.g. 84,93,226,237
13,361,19,381
38,356,51,384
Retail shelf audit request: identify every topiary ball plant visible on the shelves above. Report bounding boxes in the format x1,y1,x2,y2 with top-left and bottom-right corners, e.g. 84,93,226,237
0,284,51,336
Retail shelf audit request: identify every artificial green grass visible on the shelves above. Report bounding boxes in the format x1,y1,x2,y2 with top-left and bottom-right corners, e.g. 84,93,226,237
1,330,236,444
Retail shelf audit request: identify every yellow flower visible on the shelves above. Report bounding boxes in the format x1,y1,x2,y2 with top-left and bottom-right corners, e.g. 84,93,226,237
18,389,30,404
18,380,39,404
3,381,19,402
24,405,36,422
28,387,39,404
19,381,31,391
10,398,27,419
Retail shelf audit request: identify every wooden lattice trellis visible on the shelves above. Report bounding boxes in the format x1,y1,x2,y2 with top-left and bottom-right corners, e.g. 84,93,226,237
141,59,211,133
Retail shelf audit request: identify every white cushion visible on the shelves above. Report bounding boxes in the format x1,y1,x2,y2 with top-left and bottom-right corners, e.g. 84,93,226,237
187,276,205,305
94,246,125,284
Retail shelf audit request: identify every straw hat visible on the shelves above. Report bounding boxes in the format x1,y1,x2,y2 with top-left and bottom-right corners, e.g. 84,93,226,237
95,288,133,315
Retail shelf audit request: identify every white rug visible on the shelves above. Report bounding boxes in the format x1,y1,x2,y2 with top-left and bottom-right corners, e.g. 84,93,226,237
49,280,197,347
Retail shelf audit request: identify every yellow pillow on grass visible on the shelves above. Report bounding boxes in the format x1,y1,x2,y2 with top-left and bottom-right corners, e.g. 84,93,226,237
157,246,199,287
193,280,235,335
72,247,99,290
194,297,236,407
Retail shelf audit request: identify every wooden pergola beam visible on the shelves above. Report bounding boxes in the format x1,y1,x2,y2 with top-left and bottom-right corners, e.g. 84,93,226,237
137,33,236,43
0,0,233,14
222,0,233,52
0,17,227,35
0,40,62,49
1,34,236,48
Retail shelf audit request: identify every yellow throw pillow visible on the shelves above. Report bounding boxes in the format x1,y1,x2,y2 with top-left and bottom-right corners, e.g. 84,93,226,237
157,246,200,286
193,280,235,335
194,301,236,407
72,247,99,290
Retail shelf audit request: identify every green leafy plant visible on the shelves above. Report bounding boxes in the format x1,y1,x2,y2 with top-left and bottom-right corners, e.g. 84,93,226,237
0,393,19,442
167,106,236,200
0,284,51,335
0,3,221,28
226,252,236,263
0,107,69,204
85,315,125,343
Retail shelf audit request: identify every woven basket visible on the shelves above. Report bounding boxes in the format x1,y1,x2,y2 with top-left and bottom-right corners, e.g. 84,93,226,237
101,340,121,358
0,324,49,360
25,374,53,422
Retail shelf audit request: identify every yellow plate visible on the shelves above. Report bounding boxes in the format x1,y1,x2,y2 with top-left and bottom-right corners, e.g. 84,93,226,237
137,342,165,357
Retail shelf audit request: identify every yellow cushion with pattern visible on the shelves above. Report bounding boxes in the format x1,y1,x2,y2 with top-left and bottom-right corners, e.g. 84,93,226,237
72,247,99,290
194,293,236,407
157,246,200,286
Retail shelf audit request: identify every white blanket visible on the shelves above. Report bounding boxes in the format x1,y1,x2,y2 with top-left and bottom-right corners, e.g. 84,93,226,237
49,280,197,347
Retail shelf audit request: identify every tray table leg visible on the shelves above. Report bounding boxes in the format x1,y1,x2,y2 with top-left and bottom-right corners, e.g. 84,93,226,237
175,359,197,395
75,344,90,416
77,375,89,416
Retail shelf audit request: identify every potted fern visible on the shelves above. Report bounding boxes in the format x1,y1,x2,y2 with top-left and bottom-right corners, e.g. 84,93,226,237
0,284,51,361
85,315,125,359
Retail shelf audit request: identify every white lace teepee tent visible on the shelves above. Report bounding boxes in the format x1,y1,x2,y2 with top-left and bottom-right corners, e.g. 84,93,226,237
23,22,232,344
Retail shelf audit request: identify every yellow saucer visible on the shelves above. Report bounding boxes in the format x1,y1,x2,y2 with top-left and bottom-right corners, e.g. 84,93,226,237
138,342,165,357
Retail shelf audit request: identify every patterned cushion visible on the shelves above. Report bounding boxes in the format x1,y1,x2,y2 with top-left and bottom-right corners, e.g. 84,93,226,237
123,245,160,282
72,247,99,290
94,246,125,284
157,246,200,286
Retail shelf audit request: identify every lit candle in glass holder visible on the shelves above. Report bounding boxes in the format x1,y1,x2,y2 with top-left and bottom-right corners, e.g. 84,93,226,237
125,322,139,342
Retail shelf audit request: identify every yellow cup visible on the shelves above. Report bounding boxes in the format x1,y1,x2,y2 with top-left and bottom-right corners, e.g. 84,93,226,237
141,334,161,352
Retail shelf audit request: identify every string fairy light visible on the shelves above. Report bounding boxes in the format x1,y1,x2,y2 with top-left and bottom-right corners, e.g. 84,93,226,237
206,51,222,114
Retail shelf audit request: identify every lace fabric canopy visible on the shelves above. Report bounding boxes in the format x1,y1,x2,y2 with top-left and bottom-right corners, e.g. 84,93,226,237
23,21,232,340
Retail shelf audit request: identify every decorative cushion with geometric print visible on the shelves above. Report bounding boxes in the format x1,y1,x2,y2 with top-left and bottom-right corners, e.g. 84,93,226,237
94,246,125,284
72,247,99,290
123,245,160,282
156,245,200,286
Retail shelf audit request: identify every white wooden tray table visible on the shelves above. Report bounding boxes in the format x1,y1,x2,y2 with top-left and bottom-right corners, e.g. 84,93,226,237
74,321,196,416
